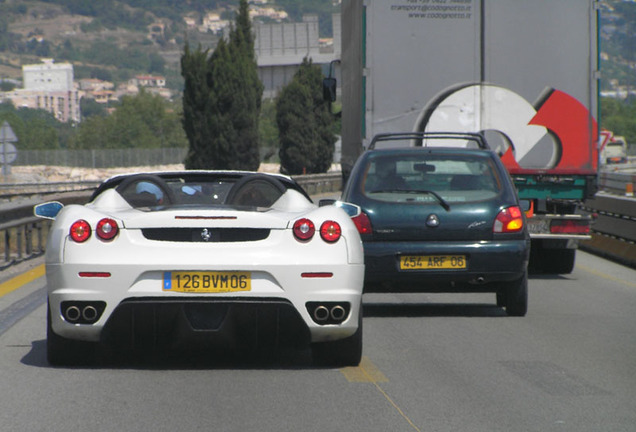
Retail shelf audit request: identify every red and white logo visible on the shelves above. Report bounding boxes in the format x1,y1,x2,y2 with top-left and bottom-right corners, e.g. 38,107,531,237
417,84,598,174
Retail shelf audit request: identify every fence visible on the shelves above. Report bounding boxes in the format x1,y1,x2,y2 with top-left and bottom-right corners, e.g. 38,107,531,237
0,174,342,270
13,148,188,168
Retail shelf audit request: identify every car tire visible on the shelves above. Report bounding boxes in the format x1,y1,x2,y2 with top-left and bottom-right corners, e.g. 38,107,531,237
47,303,96,366
504,271,528,317
312,312,363,367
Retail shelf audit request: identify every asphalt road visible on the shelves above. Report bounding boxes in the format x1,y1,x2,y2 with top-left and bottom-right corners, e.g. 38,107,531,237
1,251,635,432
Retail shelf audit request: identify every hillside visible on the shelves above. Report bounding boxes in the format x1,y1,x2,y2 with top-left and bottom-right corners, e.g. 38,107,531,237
0,1,634,95
0,1,222,91
0,0,336,92
600,0,636,93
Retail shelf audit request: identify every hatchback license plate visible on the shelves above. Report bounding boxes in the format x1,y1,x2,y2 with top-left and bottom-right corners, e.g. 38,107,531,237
400,255,467,270
163,271,251,293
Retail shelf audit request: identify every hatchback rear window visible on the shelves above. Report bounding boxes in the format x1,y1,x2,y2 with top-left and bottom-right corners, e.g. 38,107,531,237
362,154,502,203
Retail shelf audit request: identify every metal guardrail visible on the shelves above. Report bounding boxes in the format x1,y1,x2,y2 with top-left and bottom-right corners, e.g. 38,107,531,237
0,190,94,270
0,216,47,270
581,191,636,268
1,169,634,271
597,170,636,196
0,173,342,271
0,181,99,201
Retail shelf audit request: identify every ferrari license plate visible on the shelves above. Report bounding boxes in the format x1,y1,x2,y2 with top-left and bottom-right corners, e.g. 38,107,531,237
399,255,467,270
163,271,251,293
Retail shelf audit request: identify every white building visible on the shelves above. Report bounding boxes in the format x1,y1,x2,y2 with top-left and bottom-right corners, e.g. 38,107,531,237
0,59,81,123
22,58,74,91
254,14,341,99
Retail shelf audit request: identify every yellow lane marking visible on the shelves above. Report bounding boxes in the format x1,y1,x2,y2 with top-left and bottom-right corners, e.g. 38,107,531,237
0,264,45,298
341,356,388,382
341,356,422,432
578,265,636,289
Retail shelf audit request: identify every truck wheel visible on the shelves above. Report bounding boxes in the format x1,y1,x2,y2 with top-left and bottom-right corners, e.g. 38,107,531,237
505,271,528,317
47,303,96,366
312,313,363,367
541,249,576,274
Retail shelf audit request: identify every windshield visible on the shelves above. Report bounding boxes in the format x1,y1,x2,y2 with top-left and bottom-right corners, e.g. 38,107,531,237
362,153,502,204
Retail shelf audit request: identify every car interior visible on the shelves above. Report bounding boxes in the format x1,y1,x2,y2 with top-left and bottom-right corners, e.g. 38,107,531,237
363,155,501,202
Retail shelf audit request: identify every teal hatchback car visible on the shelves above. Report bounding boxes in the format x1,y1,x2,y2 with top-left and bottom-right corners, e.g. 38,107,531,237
339,132,530,316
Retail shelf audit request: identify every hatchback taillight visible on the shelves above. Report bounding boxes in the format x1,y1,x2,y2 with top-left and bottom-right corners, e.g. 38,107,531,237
352,212,373,235
96,218,119,240
493,206,524,233
69,220,91,242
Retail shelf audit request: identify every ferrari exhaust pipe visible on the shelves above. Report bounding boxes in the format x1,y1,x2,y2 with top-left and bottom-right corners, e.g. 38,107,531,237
64,305,81,322
82,305,98,322
313,305,330,322
330,305,346,321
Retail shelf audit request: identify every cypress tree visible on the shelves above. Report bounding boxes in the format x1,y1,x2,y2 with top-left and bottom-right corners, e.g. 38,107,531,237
277,79,315,174
181,41,214,169
181,0,263,170
208,38,237,169
277,57,336,174
226,0,263,170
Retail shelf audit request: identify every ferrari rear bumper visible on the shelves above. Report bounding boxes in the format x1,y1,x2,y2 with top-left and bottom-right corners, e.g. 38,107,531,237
46,262,364,344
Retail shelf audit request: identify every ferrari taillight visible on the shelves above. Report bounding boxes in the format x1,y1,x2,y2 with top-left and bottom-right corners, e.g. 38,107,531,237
320,220,342,243
293,218,315,241
493,206,524,233
96,218,119,240
69,220,91,242
352,212,373,235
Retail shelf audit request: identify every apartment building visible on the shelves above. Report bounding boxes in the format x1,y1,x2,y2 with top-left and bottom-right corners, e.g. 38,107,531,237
0,59,82,123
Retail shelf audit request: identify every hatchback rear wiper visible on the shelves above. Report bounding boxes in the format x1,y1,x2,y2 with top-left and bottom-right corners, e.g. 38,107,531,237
412,190,451,211
369,189,451,211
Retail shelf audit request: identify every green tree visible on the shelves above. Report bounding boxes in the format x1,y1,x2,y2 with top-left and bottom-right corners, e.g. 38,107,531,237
223,0,263,170
0,102,64,150
80,98,107,119
0,81,16,91
601,96,636,150
277,57,336,174
0,14,9,51
71,90,187,149
181,41,215,169
181,0,263,170
259,99,279,161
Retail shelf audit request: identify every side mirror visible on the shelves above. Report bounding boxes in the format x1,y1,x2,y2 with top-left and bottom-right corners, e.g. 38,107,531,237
318,199,361,217
334,201,362,218
318,199,336,207
34,201,64,219
323,77,337,103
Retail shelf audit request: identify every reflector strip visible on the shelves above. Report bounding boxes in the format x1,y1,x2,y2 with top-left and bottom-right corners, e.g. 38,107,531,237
301,272,333,278
78,272,111,278
550,220,590,234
